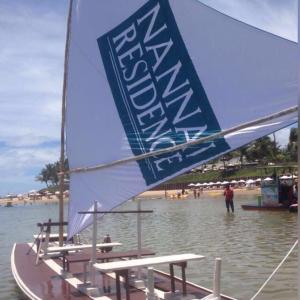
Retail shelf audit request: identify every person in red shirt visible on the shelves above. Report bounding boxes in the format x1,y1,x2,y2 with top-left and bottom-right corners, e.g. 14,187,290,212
224,184,234,213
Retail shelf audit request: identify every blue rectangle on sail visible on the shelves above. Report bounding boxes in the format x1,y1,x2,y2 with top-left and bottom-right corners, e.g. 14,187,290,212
97,0,230,185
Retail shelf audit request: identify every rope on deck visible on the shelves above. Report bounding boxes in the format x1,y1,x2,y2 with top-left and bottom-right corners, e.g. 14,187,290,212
250,239,298,300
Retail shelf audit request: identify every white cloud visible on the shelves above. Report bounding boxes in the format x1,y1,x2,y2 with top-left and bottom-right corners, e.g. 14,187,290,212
0,1,66,194
0,145,59,195
0,147,59,174
0,2,66,148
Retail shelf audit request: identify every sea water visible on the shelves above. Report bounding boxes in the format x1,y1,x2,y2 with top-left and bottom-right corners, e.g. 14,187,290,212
0,194,297,300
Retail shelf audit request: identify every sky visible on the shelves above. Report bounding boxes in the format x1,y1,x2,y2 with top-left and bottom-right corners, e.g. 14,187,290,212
0,0,297,196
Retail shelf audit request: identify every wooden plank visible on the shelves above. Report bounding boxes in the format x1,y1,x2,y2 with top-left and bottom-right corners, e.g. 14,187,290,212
37,221,68,227
33,233,68,239
94,253,204,272
65,249,155,271
47,242,122,253
66,248,155,263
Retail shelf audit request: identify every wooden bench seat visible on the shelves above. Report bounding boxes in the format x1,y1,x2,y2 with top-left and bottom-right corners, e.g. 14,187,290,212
64,248,155,271
94,253,204,300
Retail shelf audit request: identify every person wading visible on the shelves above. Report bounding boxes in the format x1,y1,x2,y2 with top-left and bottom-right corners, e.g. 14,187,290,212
224,184,234,213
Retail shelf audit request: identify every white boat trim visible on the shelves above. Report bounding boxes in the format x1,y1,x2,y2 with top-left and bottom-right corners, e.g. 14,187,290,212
11,243,42,300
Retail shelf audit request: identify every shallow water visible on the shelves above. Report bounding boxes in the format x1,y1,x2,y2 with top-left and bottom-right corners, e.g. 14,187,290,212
0,194,297,300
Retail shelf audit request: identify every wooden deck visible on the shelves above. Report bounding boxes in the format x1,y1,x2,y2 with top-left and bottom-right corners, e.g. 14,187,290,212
12,243,236,300
12,243,91,300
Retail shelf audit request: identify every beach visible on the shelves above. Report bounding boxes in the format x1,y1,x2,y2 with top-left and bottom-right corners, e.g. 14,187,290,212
0,195,67,206
0,187,260,207
140,187,260,198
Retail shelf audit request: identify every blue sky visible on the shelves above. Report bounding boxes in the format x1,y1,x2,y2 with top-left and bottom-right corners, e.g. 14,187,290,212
0,0,297,196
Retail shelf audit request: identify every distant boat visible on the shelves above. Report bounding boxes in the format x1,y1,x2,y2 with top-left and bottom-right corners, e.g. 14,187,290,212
241,205,288,211
5,201,13,208
289,204,298,213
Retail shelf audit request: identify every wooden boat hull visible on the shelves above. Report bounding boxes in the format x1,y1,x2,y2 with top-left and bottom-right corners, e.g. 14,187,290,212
12,243,236,300
241,205,288,211
289,204,298,213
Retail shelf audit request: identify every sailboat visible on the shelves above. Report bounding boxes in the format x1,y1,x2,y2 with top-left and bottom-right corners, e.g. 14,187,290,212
11,1,297,299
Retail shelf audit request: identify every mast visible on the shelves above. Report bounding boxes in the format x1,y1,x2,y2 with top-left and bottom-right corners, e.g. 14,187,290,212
59,0,73,246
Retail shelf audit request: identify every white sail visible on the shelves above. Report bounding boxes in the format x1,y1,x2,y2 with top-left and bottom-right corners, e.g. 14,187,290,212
66,0,297,237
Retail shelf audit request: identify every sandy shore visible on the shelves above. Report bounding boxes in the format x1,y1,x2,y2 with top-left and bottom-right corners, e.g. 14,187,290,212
0,196,68,206
0,187,260,206
140,187,260,199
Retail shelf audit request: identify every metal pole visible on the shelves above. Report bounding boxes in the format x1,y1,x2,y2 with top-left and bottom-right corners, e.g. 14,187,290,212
91,201,98,285
137,197,142,279
58,0,73,246
213,258,221,299
147,267,156,300
137,198,142,257
92,201,98,264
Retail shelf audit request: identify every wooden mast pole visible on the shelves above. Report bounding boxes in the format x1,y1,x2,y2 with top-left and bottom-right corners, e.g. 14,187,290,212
59,0,73,246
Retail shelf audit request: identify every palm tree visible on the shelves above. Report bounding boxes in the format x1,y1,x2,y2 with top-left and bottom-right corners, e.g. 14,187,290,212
36,159,69,187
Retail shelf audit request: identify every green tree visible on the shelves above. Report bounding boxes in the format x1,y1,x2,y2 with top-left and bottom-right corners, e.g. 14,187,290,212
220,152,233,168
286,127,297,161
246,136,277,164
36,159,69,187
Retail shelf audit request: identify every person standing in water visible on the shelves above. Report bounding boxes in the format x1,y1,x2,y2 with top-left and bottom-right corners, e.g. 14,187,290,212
224,184,234,213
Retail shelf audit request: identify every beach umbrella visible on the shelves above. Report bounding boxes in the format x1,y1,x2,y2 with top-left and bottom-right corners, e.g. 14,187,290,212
238,179,246,183
188,183,195,187
221,181,229,185
29,189,37,194
209,182,214,185
55,191,60,195
280,175,289,179
230,180,237,184
195,183,202,187
202,182,208,186
255,178,261,182
246,179,255,184
216,181,222,185
263,177,273,181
